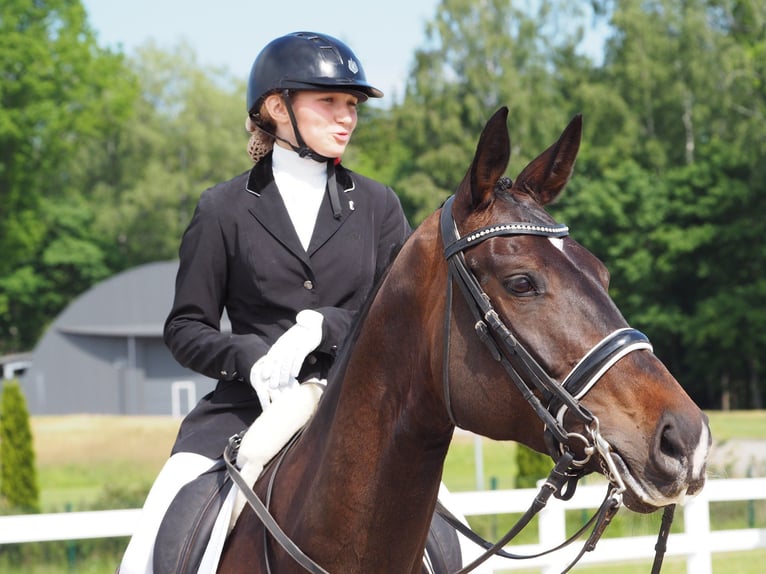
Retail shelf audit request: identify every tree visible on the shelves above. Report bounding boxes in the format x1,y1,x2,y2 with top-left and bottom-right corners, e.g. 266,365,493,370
91,42,251,271
0,7,249,352
376,0,593,224
0,380,39,512
0,0,138,353
553,0,766,408
515,444,551,488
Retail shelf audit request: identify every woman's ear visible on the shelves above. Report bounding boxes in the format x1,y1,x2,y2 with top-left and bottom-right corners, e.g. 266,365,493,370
262,93,289,125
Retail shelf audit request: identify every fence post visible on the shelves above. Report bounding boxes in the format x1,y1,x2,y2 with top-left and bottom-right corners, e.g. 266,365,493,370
684,490,712,574
538,495,568,574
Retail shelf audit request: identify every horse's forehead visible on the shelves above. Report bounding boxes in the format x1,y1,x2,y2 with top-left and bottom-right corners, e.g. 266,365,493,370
467,198,603,273
463,193,556,230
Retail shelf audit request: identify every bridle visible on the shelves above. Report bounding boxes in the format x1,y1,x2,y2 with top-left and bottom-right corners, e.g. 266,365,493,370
440,193,652,466
439,191,673,572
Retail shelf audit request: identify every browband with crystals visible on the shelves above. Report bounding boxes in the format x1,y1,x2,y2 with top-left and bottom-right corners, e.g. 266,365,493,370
444,221,570,259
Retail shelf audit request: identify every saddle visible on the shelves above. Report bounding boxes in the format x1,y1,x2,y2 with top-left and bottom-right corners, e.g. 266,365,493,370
153,459,232,573
154,465,461,574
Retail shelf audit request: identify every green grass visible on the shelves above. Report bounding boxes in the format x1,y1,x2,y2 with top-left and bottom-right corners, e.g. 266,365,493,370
706,410,766,441
26,410,766,514
0,411,762,573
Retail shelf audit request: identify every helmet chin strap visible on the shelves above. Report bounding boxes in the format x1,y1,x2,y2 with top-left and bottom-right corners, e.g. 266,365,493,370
256,90,343,219
280,90,333,163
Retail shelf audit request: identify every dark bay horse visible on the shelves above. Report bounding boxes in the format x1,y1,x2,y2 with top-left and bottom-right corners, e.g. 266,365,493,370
218,107,710,573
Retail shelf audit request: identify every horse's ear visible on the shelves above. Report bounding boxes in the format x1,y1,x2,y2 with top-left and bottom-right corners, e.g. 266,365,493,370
512,114,582,206
453,107,511,219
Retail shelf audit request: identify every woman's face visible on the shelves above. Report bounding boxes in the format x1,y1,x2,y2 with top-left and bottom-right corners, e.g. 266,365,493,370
271,91,359,158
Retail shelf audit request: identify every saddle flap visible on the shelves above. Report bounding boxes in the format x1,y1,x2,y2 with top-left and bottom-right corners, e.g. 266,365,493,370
154,461,233,574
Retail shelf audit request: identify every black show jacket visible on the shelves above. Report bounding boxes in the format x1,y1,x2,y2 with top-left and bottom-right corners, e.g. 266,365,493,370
165,154,411,457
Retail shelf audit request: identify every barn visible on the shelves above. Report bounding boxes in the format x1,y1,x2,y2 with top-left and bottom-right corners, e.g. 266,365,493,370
18,260,226,416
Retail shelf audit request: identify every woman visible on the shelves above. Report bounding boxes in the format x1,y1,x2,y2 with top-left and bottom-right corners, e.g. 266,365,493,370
119,31,411,573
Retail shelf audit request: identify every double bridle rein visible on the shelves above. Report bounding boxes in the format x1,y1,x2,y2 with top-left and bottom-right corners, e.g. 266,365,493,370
438,192,674,573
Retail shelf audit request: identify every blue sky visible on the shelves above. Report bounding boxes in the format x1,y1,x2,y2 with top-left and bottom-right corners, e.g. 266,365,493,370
81,1,607,105
81,0,441,103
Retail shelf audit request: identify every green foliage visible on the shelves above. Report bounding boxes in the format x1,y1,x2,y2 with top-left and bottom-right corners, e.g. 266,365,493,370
514,443,552,488
90,42,251,271
0,381,39,512
1,0,764,408
0,0,138,352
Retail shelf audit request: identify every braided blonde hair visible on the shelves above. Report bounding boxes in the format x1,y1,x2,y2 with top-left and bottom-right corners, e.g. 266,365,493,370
245,112,275,164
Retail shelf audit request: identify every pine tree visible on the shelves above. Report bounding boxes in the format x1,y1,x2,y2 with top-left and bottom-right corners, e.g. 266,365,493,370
0,380,40,512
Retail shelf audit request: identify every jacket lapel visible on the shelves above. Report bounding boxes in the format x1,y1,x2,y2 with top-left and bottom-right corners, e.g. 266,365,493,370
245,158,309,264
245,157,357,260
307,166,355,255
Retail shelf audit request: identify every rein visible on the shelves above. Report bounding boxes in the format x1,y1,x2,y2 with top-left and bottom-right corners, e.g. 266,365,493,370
224,432,331,574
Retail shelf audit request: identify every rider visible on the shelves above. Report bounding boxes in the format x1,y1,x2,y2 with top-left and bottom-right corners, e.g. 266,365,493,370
118,31,411,573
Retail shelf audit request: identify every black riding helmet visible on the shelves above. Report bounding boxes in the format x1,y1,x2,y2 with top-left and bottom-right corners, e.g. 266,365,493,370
247,32,383,219
247,31,383,116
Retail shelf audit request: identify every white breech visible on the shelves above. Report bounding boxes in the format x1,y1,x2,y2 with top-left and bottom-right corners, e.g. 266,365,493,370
119,381,326,574
119,452,216,574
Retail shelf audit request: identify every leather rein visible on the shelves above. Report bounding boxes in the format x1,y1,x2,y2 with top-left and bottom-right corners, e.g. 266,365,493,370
223,191,675,573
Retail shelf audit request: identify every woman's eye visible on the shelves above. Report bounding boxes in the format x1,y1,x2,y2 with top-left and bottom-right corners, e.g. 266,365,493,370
505,275,536,295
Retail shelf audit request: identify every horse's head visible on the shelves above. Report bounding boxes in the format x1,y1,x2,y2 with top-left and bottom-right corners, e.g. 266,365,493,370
436,107,710,513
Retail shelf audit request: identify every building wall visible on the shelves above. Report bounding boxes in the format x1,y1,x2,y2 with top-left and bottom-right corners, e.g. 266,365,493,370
17,261,221,416
20,329,216,415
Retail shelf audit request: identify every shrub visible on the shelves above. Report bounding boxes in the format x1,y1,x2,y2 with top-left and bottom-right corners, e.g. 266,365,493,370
515,443,552,488
0,380,40,512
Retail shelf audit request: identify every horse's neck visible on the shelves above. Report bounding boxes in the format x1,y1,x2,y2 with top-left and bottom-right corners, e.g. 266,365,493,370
292,341,451,566
289,242,452,552
316,322,453,496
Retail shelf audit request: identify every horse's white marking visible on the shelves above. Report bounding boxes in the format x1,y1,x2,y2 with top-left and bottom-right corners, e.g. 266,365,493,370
548,236,564,251
691,422,710,478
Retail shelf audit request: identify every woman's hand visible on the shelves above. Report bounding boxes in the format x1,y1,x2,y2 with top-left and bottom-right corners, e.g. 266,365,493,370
249,310,323,410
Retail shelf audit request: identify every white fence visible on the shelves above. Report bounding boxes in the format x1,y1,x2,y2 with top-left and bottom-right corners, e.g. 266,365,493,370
449,477,766,573
0,478,764,573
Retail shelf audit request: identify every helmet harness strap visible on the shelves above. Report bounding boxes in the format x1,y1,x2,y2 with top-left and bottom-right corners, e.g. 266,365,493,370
253,90,343,220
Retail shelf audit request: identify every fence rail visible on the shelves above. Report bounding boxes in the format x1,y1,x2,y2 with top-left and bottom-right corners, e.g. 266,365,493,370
448,477,766,573
1,478,764,573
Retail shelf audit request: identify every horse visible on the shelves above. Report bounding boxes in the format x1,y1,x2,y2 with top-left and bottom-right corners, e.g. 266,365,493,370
217,107,711,573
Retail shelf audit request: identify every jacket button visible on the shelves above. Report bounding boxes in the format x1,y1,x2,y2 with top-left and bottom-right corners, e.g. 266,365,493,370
307,354,318,365
303,280,314,290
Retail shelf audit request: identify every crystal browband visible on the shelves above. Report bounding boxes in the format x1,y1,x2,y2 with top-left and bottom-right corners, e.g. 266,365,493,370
444,221,570,258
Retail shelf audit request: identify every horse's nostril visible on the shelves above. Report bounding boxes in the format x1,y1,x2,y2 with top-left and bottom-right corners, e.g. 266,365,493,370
659,424,684,461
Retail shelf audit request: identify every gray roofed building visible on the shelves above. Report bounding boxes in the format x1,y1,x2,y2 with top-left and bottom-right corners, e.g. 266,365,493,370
1,352,32,380
18,260,228,415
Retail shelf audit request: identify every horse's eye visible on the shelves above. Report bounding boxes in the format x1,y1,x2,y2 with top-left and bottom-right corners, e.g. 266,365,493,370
505,275,537,296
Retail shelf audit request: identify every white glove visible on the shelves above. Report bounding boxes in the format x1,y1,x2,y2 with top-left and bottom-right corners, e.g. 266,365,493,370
250,310,323,411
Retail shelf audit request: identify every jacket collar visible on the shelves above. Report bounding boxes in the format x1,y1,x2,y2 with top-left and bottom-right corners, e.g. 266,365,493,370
245,152,355,197
245,153,356,259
